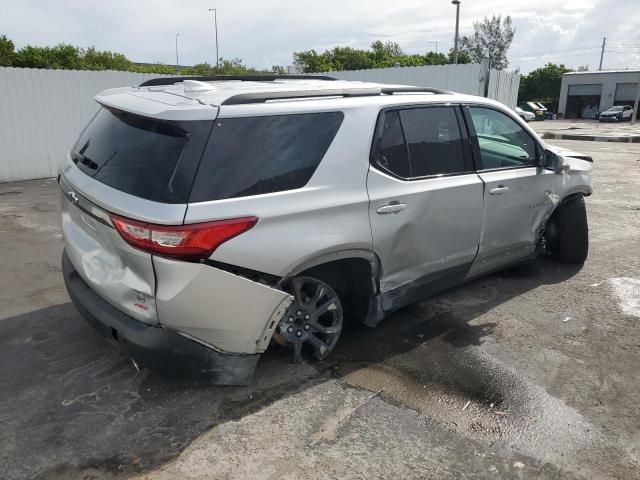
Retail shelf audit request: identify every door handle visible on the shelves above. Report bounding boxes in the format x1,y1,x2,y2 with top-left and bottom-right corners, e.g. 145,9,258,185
377,202,407,214
489,185,510,195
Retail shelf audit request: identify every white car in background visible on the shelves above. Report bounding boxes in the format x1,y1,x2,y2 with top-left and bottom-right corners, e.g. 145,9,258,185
516,106,535,122
599,105,634,122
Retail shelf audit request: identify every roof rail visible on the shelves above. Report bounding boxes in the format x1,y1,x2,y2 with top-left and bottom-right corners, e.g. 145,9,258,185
381,87,451,95
221,87,382,105
138,74,336,87
221,85,449,105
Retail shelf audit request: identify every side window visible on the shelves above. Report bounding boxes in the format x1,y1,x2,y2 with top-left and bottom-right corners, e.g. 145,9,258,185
372,111,411,178
189,112,343,202
468,107,537,170
400,107,466,176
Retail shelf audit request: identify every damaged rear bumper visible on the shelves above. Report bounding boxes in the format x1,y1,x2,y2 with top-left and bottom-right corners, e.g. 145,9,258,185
62,251,268,385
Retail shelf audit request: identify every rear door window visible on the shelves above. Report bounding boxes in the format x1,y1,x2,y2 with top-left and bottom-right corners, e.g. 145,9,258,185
189,112,343,202
371,111,411,178
371,106,469,179
399,107,467,177
72,107,188,202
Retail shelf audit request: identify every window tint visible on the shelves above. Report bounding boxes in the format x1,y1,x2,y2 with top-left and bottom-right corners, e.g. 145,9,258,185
468,107,537,169
372,111,410,178
189,112,343,202
400,107,466,177
72,108,187,202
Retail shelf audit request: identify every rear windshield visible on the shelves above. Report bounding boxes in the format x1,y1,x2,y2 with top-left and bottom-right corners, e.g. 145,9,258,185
72,107,187,202
189,112,343,202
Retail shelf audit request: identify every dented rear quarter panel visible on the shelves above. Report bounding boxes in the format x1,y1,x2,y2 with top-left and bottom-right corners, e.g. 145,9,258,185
153,256,292,354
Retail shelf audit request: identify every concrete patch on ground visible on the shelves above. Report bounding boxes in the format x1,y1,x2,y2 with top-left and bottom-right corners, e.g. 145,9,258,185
608,278,640,318
135,380,577,480
341,340,599,473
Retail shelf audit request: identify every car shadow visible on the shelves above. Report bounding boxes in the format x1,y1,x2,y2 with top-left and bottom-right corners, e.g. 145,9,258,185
0,257,582,480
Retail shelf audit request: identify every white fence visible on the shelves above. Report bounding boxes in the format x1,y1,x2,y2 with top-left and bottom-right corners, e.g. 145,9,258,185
487,69,521,110
325,63,520,109
0,68,167,183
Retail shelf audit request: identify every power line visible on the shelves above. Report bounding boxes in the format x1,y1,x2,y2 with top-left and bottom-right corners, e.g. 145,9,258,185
515,45,601,57
511,51,601,60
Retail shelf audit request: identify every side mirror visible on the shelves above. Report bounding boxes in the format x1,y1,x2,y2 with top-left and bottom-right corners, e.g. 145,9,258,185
543,150,568,174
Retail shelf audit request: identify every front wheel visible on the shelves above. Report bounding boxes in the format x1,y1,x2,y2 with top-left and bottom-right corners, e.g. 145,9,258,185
546,195,589,264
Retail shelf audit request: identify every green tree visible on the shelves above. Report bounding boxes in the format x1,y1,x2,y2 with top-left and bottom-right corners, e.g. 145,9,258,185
0,34,277,75
0,35,15,66
179,58,272,76
447,48,471,64
370,40,404,66
423,51,449,65
294,41,464,73
330,46,374,70
518,63,572,110
13,43,83,69
293,49,334,73
81,47,133,71
460,15,514,70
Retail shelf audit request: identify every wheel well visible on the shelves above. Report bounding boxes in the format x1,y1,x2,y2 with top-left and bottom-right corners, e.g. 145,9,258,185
297,258,375,324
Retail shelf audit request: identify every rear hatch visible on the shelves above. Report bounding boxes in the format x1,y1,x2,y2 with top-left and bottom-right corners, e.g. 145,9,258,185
61,94,216,324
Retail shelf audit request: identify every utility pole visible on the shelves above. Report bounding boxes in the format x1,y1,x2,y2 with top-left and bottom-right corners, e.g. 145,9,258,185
427,41,438,54
452,0,461,64
632,74,640,124
598,37,606,70
208,8,219,68
175,33,180,75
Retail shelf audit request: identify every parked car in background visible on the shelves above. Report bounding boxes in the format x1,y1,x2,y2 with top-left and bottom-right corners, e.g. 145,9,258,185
599,105,634,122
516,106,535,122
60,76,593,385
532,103,557,120
519,102,545,120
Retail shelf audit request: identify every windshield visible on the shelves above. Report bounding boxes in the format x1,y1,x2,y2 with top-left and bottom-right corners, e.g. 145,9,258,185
606,106,624,112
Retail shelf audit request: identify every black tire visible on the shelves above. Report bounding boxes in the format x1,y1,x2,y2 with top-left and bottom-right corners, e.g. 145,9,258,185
547,195,589,264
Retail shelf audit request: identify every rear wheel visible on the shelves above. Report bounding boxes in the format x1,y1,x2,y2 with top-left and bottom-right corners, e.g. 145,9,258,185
546,195,589,264
276,276,343,363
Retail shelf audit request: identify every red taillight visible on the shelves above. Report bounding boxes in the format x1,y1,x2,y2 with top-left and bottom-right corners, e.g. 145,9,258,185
110,214,258,260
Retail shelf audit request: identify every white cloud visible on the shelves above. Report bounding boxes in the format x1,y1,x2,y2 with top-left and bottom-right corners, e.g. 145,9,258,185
0,0,638,73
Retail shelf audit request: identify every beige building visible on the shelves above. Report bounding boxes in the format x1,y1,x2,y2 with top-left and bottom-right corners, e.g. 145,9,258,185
558,70,640,119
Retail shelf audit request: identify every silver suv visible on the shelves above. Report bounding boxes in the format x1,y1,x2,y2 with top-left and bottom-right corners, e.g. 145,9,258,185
60,76,592,384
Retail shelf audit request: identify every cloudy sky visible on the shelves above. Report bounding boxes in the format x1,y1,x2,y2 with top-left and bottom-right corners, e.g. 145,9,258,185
1,0,639,73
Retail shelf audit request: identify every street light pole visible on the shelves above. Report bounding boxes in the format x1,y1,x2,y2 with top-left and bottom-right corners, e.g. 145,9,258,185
175,33,180,75
208,8,219,68
452,0,461,64
427,41,438,54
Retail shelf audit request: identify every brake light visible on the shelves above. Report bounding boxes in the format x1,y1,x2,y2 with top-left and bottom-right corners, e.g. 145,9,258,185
110,214,258,260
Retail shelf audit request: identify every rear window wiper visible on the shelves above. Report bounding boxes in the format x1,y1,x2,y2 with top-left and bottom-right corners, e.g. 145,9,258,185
72,151,99,171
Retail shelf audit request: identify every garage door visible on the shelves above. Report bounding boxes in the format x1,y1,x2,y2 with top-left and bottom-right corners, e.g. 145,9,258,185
566,84,602,119
568,84,602,96
615,83,638,102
